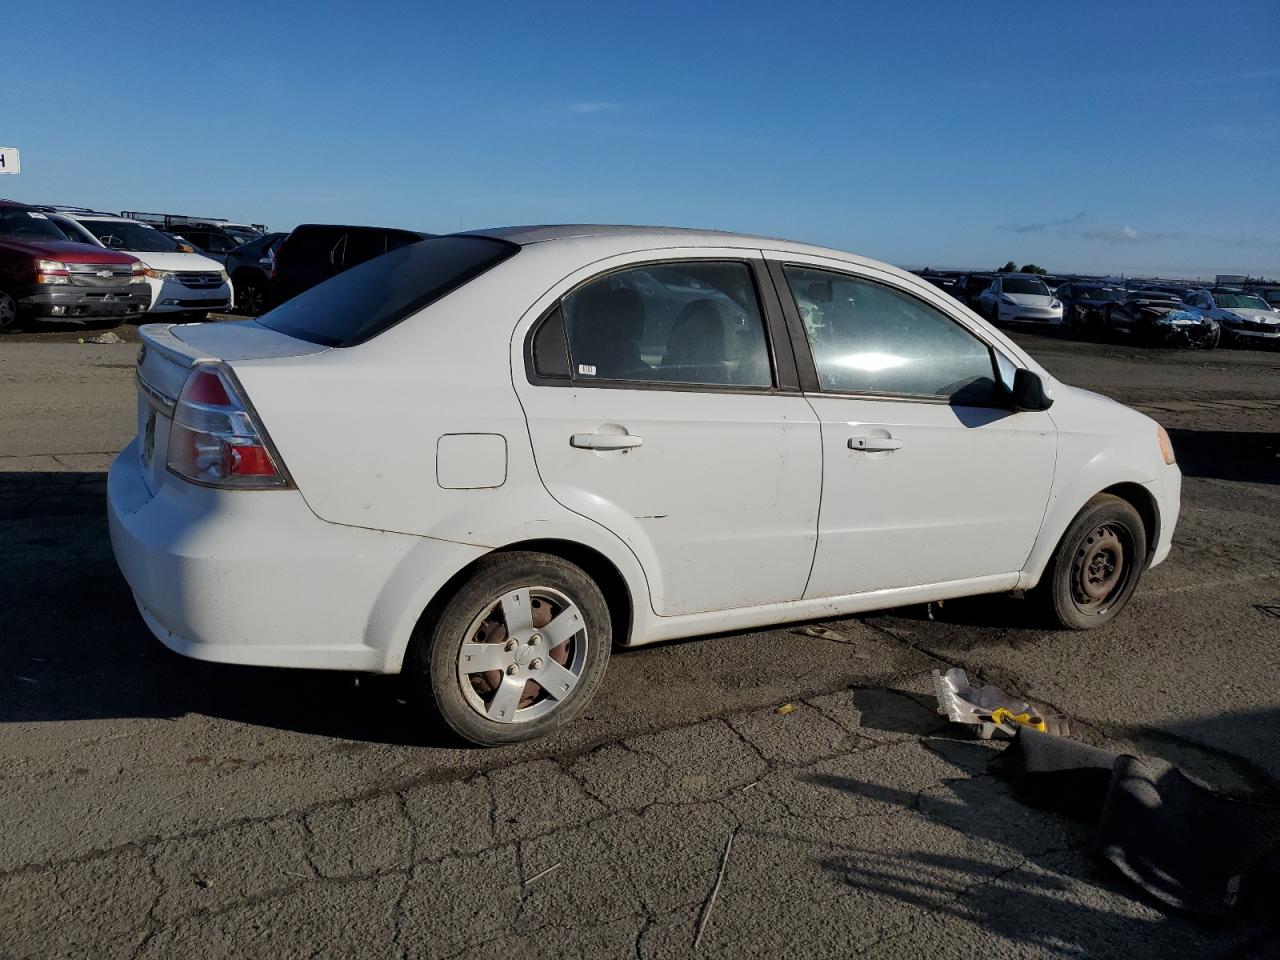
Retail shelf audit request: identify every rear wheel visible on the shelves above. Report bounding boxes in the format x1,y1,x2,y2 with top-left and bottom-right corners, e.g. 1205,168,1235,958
1034,494,1147,630
410,552,612,745
0,290,18,331
234,275,267,316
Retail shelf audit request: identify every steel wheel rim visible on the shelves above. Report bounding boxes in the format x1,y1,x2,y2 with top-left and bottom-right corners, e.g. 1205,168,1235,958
457,585,588,724
1070,522,1132,615
0,292,16,329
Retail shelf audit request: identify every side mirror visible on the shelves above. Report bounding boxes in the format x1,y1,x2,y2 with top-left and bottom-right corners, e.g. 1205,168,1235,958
1011,368,1053,411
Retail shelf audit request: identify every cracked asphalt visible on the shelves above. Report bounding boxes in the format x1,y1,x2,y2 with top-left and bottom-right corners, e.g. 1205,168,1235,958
1,326,1278,958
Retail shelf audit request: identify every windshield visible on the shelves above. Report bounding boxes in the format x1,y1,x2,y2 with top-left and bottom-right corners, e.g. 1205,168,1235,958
222,225,261,245
259,235,518,347
1126,292,1179,303
80,219,181,253
1214,292,1269,310
1003,278,1050,296
0,208,69,241
1078,287,1122,301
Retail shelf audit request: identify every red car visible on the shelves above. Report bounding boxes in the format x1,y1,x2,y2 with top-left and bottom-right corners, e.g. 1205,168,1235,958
0,199,151,330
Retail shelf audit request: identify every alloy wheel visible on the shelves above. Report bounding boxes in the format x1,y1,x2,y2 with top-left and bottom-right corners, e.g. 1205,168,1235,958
456,585,588,723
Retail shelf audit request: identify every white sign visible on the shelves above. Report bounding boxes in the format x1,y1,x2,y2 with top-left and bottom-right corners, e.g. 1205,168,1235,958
0,147,20,174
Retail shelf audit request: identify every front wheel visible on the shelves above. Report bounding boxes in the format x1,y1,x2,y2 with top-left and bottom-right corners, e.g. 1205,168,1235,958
410,552,612,745
1033,494,1148,630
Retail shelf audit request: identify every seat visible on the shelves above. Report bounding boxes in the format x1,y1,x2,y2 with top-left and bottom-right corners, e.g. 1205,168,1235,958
569,286,647,379
660,299,733,384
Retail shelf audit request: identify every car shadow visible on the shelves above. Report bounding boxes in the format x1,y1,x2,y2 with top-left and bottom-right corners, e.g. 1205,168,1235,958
807,694,1280,952
1167,429,1280,485
0,470,463,748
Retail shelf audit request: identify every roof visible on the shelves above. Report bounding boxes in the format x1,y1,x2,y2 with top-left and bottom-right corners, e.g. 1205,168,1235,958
465,223,789,247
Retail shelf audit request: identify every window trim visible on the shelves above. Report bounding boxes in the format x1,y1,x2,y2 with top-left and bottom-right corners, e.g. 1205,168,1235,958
769,259,1014,409
523,257,801,395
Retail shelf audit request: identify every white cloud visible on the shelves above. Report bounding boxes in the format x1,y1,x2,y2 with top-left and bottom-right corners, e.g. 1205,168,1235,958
568,101,620,115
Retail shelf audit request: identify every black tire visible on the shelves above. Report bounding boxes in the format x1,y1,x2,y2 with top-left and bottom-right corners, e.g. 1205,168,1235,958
1034,493,1148,630
409,551,612,745
234,274,267,316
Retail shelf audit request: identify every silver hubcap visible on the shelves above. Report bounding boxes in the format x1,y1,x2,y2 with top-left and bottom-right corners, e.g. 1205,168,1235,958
457,586,588,723
0,293,16,329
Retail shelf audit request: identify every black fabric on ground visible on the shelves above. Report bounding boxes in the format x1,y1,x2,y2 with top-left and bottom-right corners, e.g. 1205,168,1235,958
989,728,1280,918
1099,755,1280,918
987,726,1118,821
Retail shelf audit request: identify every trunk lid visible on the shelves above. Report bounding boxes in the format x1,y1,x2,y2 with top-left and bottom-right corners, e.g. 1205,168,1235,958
133,320,327,494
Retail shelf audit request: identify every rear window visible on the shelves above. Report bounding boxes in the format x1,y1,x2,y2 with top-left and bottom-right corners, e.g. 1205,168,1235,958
258,235,518,347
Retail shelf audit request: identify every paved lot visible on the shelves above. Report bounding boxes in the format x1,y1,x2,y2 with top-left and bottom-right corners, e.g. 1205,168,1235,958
1,324,1278,958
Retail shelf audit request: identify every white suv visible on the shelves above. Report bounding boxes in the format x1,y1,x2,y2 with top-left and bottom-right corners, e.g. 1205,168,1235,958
50,212,232,318
108,226,1180,745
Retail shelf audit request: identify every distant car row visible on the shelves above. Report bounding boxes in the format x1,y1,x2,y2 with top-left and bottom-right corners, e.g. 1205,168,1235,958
915,269,1280,349
0,197,435,330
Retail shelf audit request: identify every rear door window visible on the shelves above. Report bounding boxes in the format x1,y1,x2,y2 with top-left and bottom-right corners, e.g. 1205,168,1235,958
554,261,774,388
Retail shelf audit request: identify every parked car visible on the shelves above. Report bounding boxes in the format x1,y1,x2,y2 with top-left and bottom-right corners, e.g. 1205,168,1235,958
122,213,263,260
49,212,232,319
1102,291,1219,348
0,200,149,330
956,272,995,310
977,274,1064,327
1138,283,1201,301
224,232,286,315
1056,282,1124,334
267,223,430,308
918,273,965,302
1244,284,1280,311
109,225,1181,745
1183,288,1280,346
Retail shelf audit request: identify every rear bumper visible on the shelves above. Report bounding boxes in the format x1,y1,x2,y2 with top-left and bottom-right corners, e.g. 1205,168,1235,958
15,284,150,318
107,440,484,672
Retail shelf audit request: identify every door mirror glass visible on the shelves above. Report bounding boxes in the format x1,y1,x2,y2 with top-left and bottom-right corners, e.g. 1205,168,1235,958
1011,368,1053,411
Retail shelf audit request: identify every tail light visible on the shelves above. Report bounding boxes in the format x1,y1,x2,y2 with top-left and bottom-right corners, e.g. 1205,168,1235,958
167,365,291,489
35,259,70,284
131,263,148,284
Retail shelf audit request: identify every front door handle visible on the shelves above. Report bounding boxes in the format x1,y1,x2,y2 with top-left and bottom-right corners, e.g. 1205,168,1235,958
848,436,903,452
571,432,644,451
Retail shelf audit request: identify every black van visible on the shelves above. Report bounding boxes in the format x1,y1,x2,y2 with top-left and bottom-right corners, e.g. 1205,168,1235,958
268,224,431,309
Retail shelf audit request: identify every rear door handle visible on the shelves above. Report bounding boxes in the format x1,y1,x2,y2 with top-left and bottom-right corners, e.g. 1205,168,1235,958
571,432,644,451
848,436,903,452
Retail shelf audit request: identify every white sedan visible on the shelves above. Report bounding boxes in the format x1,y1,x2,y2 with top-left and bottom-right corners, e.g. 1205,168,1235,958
1183,288,1280,345
977,274,1064,326
109,226,1180,745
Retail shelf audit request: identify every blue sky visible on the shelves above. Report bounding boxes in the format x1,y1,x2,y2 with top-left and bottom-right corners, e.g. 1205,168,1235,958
2,0,1277,278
